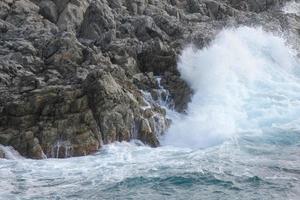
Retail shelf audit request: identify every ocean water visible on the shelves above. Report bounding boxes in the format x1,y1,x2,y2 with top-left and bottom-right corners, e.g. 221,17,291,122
1,27,300,200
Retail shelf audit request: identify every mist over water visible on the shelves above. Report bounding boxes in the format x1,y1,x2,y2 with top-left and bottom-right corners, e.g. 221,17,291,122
163,27,300,149
1,27,300,200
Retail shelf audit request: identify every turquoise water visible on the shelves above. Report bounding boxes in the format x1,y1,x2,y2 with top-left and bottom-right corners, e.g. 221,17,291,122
1,27,300,199
0,133,299,200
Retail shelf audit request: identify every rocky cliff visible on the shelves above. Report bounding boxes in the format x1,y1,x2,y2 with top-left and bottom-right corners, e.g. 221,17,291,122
0,0,299,159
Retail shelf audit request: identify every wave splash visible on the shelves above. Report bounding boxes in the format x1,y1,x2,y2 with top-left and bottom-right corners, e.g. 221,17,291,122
162,27,300,149
283,0,300,16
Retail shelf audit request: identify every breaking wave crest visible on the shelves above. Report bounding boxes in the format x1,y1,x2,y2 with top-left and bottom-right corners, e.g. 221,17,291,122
163,27,300,149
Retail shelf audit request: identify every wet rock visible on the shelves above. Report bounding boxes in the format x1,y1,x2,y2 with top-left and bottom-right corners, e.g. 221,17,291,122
161,72,193,113
138,118,159,147
0,148,4,158
0,87,102,158
83,70,136,144
133,72,159,91
83,69,169,147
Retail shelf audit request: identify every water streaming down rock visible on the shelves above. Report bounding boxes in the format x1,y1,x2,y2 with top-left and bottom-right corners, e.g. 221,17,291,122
163,26,300,149
51,140,73,158
139,78,174,141
0,145,24,160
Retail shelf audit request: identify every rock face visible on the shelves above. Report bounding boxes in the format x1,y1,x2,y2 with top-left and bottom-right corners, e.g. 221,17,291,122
0,0,299,158
0,148,4,158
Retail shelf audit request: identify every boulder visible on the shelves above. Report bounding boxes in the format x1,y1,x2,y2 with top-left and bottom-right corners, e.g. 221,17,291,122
39,0,58,23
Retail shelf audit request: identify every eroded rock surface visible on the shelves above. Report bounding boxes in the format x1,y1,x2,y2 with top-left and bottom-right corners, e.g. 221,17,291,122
0,0,299,158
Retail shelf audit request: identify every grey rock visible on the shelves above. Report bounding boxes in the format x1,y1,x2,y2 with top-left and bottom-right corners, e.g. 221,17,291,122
0,87,102,158
161,72,193,113
39,0,58,23
0,148,4,158
133,16,169,42
56,0,90,32
52,0,70,14
230,0,285,12
137,39,176,74
0,0,297,159
79,0,116,40
126,0,147,15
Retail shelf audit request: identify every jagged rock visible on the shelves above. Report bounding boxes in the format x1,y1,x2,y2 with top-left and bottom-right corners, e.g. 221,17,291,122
83,69,169,147
83,70,137,143
133,16,169,42
185,0,206,14
205,1,235,19
0,0,12,19
39,0,58,23
126,0,147,15
0,148,4,158
18,75,40,93
79,0,116,40
43,33,85,81
137,39,177,74
152,14,184,38
0,0,296,159
230,0,285,12
161,72,193,112
0,87,102,158
138,118,159,147
0,20,9,33
56,0,90,32
52,0,69,14
133,72,159,91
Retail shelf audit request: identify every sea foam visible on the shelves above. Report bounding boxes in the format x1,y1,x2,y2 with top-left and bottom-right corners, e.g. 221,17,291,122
162,27,300,148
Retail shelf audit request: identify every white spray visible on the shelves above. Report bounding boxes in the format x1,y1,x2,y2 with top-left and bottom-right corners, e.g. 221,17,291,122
283,0,300,16
162,27,300,149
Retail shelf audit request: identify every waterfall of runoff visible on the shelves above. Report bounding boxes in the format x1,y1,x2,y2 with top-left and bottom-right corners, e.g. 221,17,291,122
1,27,300,200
